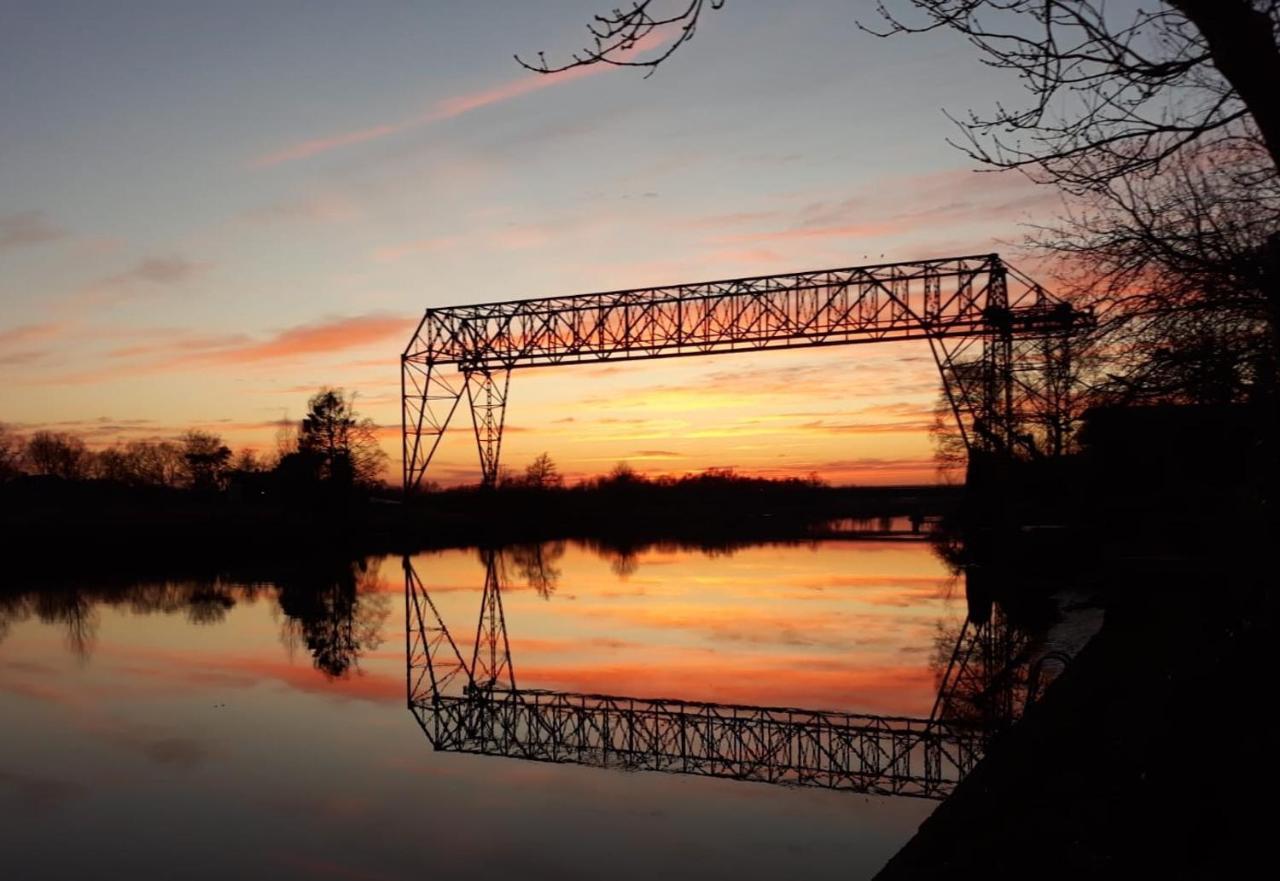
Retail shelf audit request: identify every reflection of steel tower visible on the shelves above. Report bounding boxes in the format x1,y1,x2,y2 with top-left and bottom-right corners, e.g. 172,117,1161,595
403,555,1020,800
929,594,1035,743
469,550,515,692
401,254,1088,490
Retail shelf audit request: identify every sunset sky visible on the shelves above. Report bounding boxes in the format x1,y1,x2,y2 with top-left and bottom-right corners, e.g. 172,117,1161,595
1,1,1064,485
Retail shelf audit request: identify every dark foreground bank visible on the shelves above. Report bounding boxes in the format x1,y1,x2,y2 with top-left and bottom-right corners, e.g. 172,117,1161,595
876,555,1276,879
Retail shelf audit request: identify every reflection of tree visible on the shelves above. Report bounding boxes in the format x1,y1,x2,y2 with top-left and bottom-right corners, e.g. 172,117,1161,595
0,595,27,648
31,591,99,661
496,542,565,599
930,603,1037,735
0,579,252,660
607,549,639,580
0,567,391,676
185,582,237,625
276,559,389,678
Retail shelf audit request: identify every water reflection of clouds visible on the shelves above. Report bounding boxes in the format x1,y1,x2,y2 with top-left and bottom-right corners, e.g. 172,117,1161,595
510,654,936,716
402,540,957,715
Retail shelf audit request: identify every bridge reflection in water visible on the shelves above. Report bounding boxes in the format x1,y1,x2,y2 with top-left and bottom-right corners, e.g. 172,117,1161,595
405,552,1032,801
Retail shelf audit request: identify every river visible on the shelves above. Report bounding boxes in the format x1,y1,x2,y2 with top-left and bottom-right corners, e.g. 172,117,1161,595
1,539,993,880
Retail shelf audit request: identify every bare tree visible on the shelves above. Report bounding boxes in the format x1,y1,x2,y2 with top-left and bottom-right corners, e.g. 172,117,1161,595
0,424,24,480
25,431,88,480
523,452,564,489
274,414,298,464
232,448,265,473
1039,141,1278,404
865,2,1280,191
528,3,1278,181
91,439,186,487
180,430,232,491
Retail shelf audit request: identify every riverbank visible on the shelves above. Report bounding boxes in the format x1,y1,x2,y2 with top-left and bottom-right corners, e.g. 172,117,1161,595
876,555,1275,878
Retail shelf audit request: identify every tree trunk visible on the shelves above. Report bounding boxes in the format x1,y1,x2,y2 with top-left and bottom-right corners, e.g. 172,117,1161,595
1170,1,1280,174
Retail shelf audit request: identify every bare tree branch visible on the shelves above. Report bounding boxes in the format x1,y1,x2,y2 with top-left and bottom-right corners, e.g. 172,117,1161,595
516,0,724,78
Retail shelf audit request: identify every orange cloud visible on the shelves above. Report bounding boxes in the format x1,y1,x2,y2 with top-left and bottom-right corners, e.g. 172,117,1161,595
0,321,69,348
33,313,412,387
197,314,412,365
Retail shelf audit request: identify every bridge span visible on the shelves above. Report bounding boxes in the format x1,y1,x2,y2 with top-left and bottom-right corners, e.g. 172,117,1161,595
401,253,1088,489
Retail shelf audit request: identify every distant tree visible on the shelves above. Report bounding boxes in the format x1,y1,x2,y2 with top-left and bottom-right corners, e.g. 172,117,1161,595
92,439,186,487
181,430,232,491
92,445,131,482
930,391,969,482
494,464,519,489
273,415,298,465
606,461,643,484
0,424,25,480
126,440,186,487
25,431,88,480
232,448,265,473
523,452,564,489
297,388,387,487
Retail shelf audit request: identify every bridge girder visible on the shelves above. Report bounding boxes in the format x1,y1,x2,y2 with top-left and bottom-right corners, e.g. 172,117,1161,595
401,253,1088,490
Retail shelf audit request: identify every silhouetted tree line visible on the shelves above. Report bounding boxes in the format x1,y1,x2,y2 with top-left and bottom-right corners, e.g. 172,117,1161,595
0,387,388,504
414,453,956,547
477,456,828,494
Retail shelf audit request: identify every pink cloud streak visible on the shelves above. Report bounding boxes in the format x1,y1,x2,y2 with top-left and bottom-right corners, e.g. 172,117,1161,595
252,56,614,168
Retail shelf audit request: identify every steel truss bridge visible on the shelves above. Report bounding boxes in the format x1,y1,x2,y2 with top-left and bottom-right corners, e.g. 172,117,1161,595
404,553,1035,800
401,253,1088,488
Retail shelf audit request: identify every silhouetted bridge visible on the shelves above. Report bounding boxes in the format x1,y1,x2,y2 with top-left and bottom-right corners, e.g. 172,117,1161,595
401,253,1088,488
405,554,1030,800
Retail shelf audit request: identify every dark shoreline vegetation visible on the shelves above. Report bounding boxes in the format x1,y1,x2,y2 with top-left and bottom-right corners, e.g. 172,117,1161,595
3,397,1270,566
0,467,960,568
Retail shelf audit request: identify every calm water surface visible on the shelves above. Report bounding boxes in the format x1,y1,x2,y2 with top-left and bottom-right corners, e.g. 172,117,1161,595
1,540,963,880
